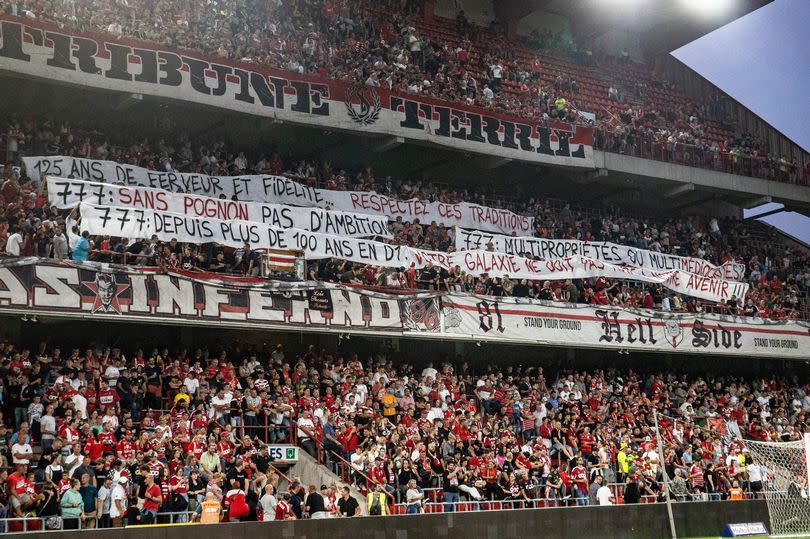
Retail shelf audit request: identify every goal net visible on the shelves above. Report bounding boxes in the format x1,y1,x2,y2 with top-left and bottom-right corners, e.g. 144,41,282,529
745,434,810,537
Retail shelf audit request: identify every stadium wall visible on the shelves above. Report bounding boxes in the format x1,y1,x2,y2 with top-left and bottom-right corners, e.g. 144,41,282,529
26,501,767,539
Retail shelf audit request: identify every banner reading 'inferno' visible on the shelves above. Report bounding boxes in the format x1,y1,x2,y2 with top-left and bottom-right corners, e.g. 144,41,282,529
0,258,441,333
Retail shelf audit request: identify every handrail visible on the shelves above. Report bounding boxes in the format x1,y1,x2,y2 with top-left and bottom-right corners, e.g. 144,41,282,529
309,436,376,489
268,462,293,485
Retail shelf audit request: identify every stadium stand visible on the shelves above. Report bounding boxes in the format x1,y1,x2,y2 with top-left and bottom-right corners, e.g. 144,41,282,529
2,339,810,529
2,0,804,182
0,0,809,534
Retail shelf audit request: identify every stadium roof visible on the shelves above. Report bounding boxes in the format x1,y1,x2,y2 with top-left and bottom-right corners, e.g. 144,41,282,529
672,0,810,153
674,0,810,244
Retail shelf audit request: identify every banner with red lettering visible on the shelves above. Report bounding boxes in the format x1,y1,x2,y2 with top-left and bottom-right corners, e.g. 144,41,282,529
442,295,810,358
47,177,391,238
78,203,747,302
28,157,532,235
455,228,747,282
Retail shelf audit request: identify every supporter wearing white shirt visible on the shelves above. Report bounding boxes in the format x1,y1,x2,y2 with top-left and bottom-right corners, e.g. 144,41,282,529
110,476,129,522
341,394,358,415
438,387,451,401
5,230,23,255
747,461,763,484
427,404,444,423
64,448,84,477
40,406,57,449
296,413,315,441
354,382,368,404
97,479,112,523
234,152,248,171
725,449,743,470
260,485,278,521
102,411,119,431
313,405,326,424
533,403,547,426
72,390,88,419
372,369,390,386
421,364,438,380
184,372,200,395
104,364,120,387
596,484,613,505
12,440,33,464
209,389,232,420
643,447,660,474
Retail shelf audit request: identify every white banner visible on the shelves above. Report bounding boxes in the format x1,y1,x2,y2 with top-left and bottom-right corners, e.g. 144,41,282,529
27,156,532,235
79,203,747,302
47,177,391,238
442,295,810,358
1,17,593,171
455,228,747,281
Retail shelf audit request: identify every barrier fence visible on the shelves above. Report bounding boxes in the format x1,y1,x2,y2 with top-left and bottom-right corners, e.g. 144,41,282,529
594,129,806,185
387,483,766,514
1,493,772,534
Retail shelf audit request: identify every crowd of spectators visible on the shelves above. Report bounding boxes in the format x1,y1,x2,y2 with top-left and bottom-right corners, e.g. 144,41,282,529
1,0,805,180
0,1,808,532
596,113,804,184
0,338,807,528
0,115,808,320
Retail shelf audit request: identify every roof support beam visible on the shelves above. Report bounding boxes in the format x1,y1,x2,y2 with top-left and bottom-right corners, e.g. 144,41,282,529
371,135,404,153
663,183,695,198
743,196,772,209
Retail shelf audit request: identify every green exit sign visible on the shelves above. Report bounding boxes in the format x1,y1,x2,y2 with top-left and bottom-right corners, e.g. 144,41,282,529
268,445,299,462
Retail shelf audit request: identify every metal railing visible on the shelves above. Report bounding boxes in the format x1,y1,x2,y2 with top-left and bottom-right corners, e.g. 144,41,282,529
310,437,377,494
389,484,772,515
2,511,195,534
594,130,806,185
1,486,782,533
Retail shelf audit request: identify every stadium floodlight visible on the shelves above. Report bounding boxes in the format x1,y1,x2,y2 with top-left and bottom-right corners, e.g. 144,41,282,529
680,0,733,17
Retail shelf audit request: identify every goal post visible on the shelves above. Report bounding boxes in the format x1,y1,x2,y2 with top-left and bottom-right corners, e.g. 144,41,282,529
805,433,810,495
744,434,810,537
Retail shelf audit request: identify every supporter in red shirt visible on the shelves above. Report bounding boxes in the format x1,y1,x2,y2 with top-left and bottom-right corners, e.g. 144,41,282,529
147,453,165,477
368,457,387,488
6,463,28,497
579,428,595,458
98,381,120,413
571,458,589,506
97,423,117,452
84,435,104,463
142,473,163,523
